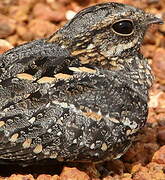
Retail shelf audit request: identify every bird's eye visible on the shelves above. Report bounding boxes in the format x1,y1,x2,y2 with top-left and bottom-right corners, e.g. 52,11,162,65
112,20,134,36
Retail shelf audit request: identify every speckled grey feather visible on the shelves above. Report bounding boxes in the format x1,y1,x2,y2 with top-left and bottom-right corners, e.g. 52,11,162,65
0,2,163,165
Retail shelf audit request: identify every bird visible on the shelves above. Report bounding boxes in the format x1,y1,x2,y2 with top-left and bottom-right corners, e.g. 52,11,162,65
0,2,163,166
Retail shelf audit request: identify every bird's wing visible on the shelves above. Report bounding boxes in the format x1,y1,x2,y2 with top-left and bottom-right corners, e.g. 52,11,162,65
0,41,114,162
0,39,69,160
0,39,102,163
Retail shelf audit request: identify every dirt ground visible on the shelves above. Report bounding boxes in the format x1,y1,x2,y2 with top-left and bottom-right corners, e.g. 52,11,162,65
0,0,164,179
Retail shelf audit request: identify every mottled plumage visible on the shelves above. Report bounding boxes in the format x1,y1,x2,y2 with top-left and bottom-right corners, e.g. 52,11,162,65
0,2,163,165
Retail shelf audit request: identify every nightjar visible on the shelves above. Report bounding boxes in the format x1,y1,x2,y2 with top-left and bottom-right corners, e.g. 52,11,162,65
0,2,163,165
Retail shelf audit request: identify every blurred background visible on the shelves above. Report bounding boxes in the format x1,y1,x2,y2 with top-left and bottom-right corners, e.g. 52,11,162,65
0,0,164,179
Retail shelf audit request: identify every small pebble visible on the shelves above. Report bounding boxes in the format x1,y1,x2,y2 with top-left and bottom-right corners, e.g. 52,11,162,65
65,10,76,20
0,39,13,53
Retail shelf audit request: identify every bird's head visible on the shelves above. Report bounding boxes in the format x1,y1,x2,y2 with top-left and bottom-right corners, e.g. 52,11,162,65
48,2,163,64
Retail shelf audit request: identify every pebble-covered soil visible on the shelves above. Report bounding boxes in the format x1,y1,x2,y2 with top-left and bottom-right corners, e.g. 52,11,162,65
0,0,164,179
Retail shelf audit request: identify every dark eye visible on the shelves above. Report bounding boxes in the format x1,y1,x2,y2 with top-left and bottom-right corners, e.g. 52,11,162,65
112,20,134,35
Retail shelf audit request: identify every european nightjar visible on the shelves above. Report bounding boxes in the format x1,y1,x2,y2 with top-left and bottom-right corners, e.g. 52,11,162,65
0,2,163,166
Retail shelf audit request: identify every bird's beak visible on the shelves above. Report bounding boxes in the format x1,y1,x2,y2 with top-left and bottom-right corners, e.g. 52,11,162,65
146,14,164,25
